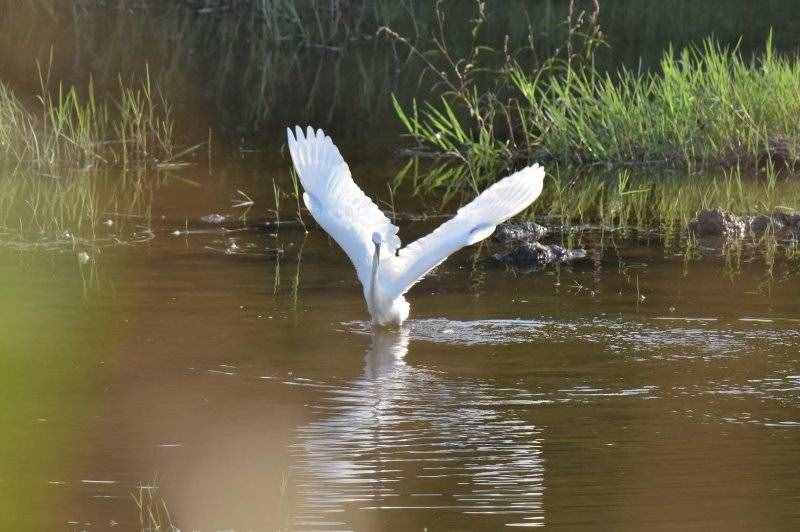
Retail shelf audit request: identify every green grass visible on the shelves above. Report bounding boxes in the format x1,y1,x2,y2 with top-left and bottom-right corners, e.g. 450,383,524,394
395,35,800,175
522,36,800,167
398,161,800,233
0,64,183,247
0,66,179,168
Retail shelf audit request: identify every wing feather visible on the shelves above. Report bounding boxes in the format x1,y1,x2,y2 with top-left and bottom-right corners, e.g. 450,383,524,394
384,164,545,299
286,126,400,287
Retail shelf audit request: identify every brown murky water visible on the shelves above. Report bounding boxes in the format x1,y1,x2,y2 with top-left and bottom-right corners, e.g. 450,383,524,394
2,160,800,531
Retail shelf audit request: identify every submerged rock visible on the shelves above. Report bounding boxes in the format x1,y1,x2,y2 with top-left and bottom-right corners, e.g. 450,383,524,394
771,212,800,238
688,209,746,238
747,214,782,235
492,221,549,244
493,241,587,268
201,213,229,224
744,212,800,237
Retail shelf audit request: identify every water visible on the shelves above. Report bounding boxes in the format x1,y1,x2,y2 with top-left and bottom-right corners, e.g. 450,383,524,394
1,162,799,530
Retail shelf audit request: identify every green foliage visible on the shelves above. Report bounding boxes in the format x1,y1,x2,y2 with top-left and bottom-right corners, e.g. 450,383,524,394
521,35,800,167
0,66,178,168
538,166,798,239
395,33,800,174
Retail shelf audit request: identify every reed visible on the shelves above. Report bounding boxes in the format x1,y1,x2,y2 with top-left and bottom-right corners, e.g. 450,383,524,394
132,483,178,532
520,35,800,167
385,0,800,187
0,69,179,168
396,34,800,172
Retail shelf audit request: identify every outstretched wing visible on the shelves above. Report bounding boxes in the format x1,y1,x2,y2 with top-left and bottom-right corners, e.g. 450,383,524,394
384,164,545,299
287,126,400,287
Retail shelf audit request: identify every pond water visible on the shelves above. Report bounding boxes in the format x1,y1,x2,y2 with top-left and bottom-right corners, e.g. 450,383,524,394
2,159,799,531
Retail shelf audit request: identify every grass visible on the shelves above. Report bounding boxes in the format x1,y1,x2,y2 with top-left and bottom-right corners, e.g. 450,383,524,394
3,1,800,251
385,0,800,193
519,36,800,167
0,65,180,169
133,484,178,532
398,161,800,235
7,1,800,142
395,34,800,175
0,61,188,248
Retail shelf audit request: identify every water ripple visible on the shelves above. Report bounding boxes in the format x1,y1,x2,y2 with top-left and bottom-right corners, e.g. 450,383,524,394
345,316,800,360
290,329,545,530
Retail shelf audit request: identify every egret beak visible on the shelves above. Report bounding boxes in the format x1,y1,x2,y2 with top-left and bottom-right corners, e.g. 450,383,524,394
369,240,380,310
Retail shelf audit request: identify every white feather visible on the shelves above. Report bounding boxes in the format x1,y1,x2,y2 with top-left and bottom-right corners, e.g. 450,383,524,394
287,126,400,288
382,164,545,300
286,126,545,324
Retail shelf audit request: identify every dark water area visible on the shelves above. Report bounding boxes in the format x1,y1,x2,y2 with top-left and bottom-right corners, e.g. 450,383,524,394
1,159,799,530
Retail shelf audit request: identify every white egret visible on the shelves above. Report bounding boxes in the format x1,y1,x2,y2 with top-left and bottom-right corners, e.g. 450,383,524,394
286,126,545,325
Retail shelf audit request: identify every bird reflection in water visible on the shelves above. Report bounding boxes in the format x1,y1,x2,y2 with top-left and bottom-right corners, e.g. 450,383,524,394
290,327,546,529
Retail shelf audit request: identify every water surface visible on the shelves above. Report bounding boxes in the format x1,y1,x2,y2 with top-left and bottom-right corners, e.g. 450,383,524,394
2,169,799,529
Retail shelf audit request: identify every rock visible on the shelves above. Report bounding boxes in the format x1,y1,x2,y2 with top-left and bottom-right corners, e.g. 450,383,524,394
688,209,746,238
549,244,587,263
772,211,800,229
201,213,229,224
492,221,549,244
747,215,780,235
493,241,586,268
747,211,800,237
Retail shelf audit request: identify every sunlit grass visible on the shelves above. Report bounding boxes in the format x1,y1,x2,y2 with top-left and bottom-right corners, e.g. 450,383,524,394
394,33,800,180
521,36,800,167
133,484,178,532
0,66,180,168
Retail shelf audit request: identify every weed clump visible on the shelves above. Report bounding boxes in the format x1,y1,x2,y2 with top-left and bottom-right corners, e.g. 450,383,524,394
0,66,178,169
388,1,800,184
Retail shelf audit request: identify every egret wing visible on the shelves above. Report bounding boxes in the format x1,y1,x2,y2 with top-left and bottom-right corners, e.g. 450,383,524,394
384,164,545,299
287,126,400,287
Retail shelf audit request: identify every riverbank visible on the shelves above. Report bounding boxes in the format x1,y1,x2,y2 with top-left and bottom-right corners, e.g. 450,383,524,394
394,36,800,176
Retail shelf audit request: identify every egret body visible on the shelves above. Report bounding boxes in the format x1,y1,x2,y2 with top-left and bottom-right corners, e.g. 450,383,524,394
287,126,544,326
